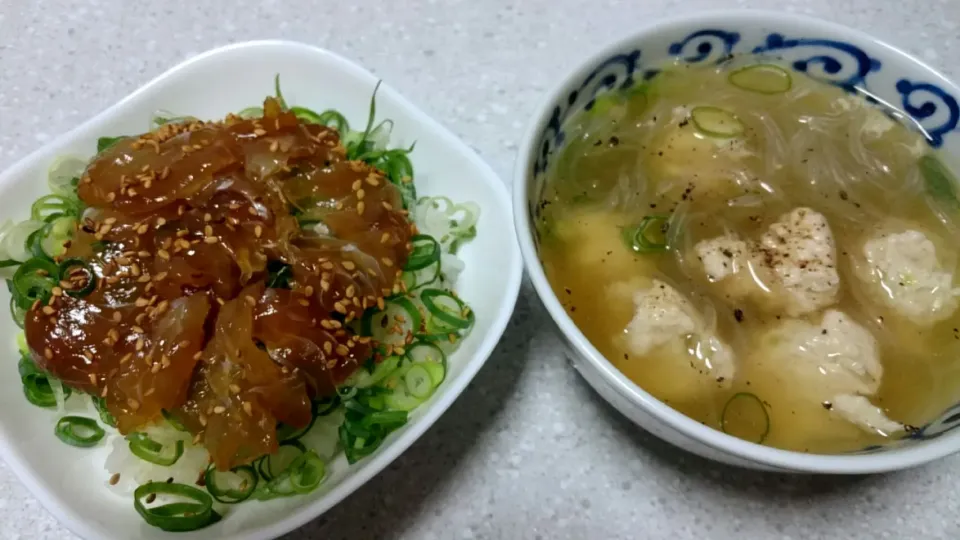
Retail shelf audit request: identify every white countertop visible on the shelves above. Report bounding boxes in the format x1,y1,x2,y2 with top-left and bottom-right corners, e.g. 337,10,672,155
2,0,960,538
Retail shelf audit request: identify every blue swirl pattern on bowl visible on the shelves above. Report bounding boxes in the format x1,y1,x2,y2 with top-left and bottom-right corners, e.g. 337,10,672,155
751,33,881,89
530,27,960,450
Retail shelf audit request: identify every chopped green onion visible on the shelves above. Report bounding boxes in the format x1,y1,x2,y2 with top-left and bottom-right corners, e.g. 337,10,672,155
690,106,744,138
1,220,44,263
405,235,441,271
97,136,125,153
401,259,441,292
403,364,435,399
42,216,77,259
720,392,770,444
9,295,26,328
276,410,317,443
11,258,60,310
411,196,479,254
419,360,446,387
127,432,185,466
204,464,258,504
361,296,423,349
919,154,959,209
47,155,86,196
257,441,306,481
26,225,49,260
351,355,401,389
315,110,350,133
16,332,28,355
151,110,198,126
382,384,423,412
728,64,792,94
274,74,288,111
622,215,670,253
589,92,628,116
405,342,447,383
420,288,473,332
405,340,446,366
55,416,105,448
339,415,388,461
290,106,323,124
19,356,64,408
314,395,340,416
337,385,358,401
237,107,264,119
336,387,412,464
31,194,81,221
57,258,96,297
23,376,56,407
92,396,117,427
374,149,417,209
252,449,325,500
288,450,326,493
161,409,187,432
134,482,221,532
346,81,383,160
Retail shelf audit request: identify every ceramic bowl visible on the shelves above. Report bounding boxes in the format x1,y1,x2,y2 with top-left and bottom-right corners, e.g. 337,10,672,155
0,41,523,539
514,10,960,473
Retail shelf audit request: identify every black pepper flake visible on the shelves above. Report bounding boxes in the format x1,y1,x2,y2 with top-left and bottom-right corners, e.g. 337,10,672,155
734,309,744,322
608,136,620,147
839,190,848,201
564,287,572,295
822,401,833,411
593,139,602,146
678,118,690,128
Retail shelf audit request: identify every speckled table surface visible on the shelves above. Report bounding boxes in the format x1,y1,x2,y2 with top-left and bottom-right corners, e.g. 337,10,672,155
1,0,960,539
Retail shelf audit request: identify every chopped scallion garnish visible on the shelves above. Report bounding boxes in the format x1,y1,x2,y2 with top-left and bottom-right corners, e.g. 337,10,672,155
720,392,770,444
623,215,670,253
127,432,185,466
204,464,258,504
54,416,105,448
134,482,221,532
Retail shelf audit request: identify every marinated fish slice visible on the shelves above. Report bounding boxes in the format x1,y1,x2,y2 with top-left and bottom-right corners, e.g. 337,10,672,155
254,287,372,397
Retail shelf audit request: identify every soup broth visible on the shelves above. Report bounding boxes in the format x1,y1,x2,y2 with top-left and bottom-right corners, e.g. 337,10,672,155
537,60,960,453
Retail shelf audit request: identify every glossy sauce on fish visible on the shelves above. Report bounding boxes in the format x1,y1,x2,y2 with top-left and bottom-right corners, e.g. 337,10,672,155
25,98,414,469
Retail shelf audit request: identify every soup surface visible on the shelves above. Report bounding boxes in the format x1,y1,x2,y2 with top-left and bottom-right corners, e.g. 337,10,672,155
536,60,960,453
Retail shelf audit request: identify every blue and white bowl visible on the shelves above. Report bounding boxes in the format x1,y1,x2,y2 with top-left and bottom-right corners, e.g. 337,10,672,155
514,10,960,473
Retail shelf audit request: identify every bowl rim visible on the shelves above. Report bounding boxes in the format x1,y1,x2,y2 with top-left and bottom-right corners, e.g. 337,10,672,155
0,39,524,539
513,9,960,474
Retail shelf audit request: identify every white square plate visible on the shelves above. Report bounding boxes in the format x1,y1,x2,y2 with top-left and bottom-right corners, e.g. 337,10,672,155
0,40,522,540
